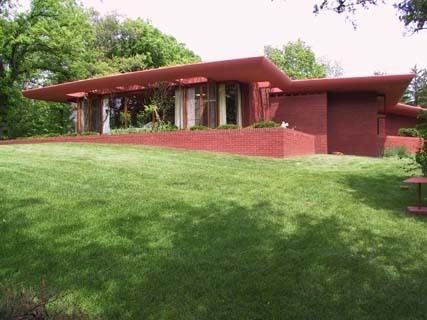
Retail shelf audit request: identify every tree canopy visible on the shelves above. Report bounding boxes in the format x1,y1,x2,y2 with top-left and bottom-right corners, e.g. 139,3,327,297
264,40,328,79
0,0,200,138
313,0,427,32
403,65,427,106
90,13,199,75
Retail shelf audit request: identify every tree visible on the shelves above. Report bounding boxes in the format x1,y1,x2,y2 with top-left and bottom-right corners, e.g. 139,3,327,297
0,2,200,138
264,40,327,79
403,65,427,106
313,0,427,32
319,58,345,77
0,0,94,137
90,13,200,75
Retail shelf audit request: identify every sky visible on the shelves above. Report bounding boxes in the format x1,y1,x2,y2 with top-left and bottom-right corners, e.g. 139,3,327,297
25,0,427,76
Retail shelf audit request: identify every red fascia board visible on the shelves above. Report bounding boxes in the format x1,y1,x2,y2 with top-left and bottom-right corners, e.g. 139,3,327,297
388,102,423,117
272,74,414,111
21,56,414,113
22,57,292,103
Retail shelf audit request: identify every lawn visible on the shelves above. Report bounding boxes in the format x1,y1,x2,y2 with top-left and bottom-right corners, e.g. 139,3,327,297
1,143,427,319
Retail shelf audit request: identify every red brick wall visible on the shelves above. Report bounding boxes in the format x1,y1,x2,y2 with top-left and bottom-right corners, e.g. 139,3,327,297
268,94,328,153
385,114,418,136
241,83,264,126
327,93,380,157
378,135,423,154
0,128,316,158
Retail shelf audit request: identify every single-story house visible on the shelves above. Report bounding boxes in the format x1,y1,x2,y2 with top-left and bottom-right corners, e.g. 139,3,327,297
21,56,423,157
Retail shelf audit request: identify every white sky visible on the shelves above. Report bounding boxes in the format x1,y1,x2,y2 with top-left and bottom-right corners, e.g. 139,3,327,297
25,0,427,76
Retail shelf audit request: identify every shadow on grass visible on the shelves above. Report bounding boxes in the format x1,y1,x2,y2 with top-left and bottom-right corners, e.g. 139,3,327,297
341,171,427,217
2,199,427,319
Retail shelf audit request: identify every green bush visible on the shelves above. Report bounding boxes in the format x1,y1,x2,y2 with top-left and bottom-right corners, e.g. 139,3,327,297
416,142,427,176
5,98,73,139
399,128,419,137
190,125,209,131
249,121,280,128
216,124,240,130
383,146,410,158
110,127,150,135
152,121,178,132
80,131,99,136
110,122,178,135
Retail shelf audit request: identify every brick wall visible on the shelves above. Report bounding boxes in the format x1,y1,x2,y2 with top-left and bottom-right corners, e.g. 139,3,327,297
268,94,328,153
384,114,418,136
0,128,316,158
378,135,423,154
241,82,264,126
327,93,380,157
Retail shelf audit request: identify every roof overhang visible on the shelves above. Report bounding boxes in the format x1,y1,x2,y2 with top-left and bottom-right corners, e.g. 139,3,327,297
22,57,292,103
387,103,424,117
22,56,415,115
273,74,415,111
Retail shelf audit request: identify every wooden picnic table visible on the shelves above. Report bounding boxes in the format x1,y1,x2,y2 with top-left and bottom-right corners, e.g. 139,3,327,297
404,176,427,215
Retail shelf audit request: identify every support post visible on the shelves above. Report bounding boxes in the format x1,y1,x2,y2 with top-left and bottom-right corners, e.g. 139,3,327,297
76,99,82,134
183,88,187,129
124,97,128,129
88,96,92,131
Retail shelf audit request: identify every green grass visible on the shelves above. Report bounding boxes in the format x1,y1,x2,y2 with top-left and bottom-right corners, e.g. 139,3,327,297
1,144,427,319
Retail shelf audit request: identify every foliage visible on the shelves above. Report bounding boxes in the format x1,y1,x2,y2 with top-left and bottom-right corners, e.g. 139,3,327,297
320,58,345,77
0,0,94,136
90,13,200,74
216,124,240,129
3,144,427,318
109,127,150,135
5,98,73,139
399,127,420,137
402,65,427,107
190,125,209,131
109,122,177,135
0,2,200,139
415,109,427,137
250,121,280,128
145,82,175,122
264,40,327,79
415,141,427,176
313,0,427,32
382,146,410,158
151,121,178,132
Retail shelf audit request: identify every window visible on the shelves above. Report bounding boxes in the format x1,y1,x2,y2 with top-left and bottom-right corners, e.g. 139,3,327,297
225,84,239,125
193,83,217,128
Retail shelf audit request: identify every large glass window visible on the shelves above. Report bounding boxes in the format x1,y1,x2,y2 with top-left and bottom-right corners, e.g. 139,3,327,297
225,84,239,125
193,83,217,128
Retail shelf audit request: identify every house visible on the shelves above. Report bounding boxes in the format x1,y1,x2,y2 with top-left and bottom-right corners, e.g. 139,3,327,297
21,56,423,157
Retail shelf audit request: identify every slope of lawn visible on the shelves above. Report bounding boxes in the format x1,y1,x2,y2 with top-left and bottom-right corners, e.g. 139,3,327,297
1,143,427,319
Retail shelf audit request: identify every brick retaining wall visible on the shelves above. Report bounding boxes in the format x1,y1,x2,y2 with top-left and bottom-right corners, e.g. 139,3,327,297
0,128,316,158
378,135,423,154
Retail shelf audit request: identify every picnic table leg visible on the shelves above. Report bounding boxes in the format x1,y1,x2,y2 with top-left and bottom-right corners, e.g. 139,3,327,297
417,183,422,208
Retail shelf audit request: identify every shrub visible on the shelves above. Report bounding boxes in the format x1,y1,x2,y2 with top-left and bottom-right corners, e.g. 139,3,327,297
216,124,240,130
5,99,73,139
416,142,427,176
250,121,280,128
190,125,209,131
80,131,99,136
399,128,419,137
110,127,149,135
152,121,178,132
110,122,178,135
383,146,410,158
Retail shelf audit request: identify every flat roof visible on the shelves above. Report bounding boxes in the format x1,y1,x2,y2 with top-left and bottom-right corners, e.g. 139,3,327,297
22,56,414,114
